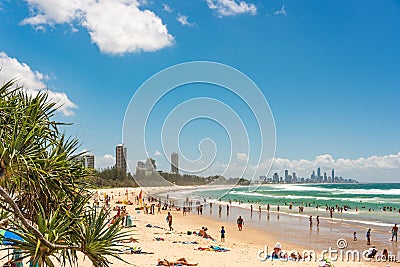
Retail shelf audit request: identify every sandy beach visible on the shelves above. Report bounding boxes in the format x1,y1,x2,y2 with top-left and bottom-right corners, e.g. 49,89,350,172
69,187,398,267
1,186,397,266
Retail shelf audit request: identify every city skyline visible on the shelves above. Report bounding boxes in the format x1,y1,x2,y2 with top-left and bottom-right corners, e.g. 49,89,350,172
0,1,399,182
98,148,362,183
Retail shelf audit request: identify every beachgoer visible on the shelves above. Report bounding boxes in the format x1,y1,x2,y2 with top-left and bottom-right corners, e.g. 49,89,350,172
353,231,357,241
309,216,313,227
157,258,198,266
277,205,280,212
383,249,389,261
316,215,320,226
259,206,261,214
12,249,23,267
272,242,282,259
366,228,371,245
220,226,225,242
366,246,377,258
237,216,244,231
120,237,139,243
391,223,398,241
250,205,253,214
166,212,173,231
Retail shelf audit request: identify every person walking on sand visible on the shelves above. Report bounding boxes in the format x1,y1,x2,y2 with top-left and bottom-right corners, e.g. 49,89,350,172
220,226,226,242
309,216,313,228
237,216,244,231
366,228,371,245
391,224,398,241
166,212,173,231
353,231,357,241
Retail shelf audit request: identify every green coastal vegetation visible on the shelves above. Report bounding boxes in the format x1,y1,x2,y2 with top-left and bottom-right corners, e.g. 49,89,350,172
0,79,131,267
89,168,250,188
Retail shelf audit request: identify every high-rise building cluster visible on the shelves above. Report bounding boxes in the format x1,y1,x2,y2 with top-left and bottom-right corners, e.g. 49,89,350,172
136,152,179,177
260,167,357,184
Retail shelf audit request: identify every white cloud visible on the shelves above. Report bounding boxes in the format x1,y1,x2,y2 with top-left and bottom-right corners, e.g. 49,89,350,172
0,51,77,116
176,14,195,27
266,152,400,181
273,5,287,16
162,3,173,13
206,0,257,17
21,0,174,55
154,150,161,156
236,152,248,161
95,154,115,169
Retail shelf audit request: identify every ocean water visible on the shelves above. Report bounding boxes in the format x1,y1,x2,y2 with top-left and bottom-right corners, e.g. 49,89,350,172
184,183,400,227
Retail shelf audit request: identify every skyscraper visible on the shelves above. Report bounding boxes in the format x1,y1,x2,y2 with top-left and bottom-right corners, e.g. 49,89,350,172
273,172,279,183
332,169,335,181
116,144,127,174
171,152,179,174
317,167,321,179
284,169,289,182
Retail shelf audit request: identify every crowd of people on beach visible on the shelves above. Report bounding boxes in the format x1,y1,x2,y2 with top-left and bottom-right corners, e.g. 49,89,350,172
89,190,400,266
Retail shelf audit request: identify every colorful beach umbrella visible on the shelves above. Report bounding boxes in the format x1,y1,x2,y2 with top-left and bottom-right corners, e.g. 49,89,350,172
0,229,24,245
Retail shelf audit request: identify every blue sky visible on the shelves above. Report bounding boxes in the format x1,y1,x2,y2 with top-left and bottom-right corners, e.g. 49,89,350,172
1,0,400,182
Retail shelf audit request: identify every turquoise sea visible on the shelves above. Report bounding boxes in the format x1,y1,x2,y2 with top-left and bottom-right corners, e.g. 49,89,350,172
183,183,400,227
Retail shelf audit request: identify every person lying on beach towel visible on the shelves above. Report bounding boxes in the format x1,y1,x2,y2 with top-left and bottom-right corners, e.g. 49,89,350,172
146,224,166,230
196,245,230,252
154,237,165,241
118,247,154,254
173,241,199,244
157,258,198,266
119,237,139,243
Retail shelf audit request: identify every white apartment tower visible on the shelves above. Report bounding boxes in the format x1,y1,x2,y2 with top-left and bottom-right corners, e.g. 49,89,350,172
171,152,179,174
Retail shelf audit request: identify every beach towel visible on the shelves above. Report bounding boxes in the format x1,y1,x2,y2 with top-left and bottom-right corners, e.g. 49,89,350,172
196,245,230,252
173,241,198,244
118,247,154,254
